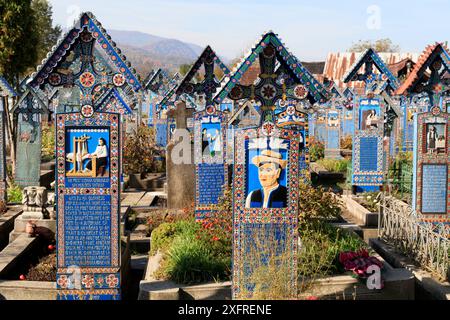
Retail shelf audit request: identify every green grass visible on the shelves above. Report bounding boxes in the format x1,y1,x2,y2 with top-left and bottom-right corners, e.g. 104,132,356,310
161,235,230,285
298,220,368,276
317,158,351,173
152,219,231,284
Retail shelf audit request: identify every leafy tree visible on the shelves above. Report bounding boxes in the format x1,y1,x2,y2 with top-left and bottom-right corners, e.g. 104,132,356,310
179,63,192,76
31,0,62,67
0,0,39,85
0,0,60,177
349,38,400,53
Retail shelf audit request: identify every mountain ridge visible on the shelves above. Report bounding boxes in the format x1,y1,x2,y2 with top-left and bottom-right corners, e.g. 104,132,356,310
106,29,208,77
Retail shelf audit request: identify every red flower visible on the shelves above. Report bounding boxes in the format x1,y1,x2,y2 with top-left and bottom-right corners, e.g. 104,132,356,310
306,296,318,300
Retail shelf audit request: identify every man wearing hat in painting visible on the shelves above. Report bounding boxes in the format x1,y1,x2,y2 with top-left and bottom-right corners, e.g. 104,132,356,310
245,149,288,208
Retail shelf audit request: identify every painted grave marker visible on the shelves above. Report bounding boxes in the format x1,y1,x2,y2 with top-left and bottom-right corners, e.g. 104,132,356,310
396,42,450,234
194,106,227,220
343,48,400,192
12,88,48,188
325,107,341,158
56,109,121,300
214,31,329,299
412,107,449,231
351,97,385,191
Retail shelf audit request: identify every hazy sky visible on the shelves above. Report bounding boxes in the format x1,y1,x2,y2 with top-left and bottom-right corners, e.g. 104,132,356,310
49,0,449,61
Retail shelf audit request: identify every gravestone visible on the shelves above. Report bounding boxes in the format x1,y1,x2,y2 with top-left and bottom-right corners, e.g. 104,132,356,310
155,116,168,147
341,107,354,137
399,43,450,234
214,31,329,299
313,110,326,143
55,109,121,300
175,45,230,109
193,106,228,220
396,43,450,237
166,101,196,209
325,107,341,158
351,96,385,191
233,124,301,298
343,48,400,192
0,76,17,202
412,106,449,233
12,88,48,188
28,11,142,116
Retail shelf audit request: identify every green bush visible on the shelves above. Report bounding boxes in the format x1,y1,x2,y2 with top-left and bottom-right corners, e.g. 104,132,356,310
309,137,325,162
160,235,230,285
152,218,231,285
298,178,342,224
7,184,22,203
41,124,55,161
299,220,368,277
317,158,350,173
124,126,161,174
150,219,199,255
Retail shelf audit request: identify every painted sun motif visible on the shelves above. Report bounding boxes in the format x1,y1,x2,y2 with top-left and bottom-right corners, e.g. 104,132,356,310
262,121,276,136
261,84,276,99
294,84,308,99
48,73,62,86
79,72,95,88
230,86,243,100
286,105,296,115
81,104,94,118
113,73,126,87
184,83,194,94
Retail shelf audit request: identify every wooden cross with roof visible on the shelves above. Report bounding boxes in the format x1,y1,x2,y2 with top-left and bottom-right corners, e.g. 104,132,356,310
214,31,330,125
28,12,142,112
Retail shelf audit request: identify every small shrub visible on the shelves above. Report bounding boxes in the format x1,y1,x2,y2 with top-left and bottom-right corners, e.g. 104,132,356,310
298,178,342,225
388,151,413,179
7,184,22,203
41,124,55,161
299,220,369,279
340,135,353,150
239,227,297,299
356,192,381,212
150,219,200,255
158,235,230,285
123,126,161,174
309,137,325,162
317,158,350,173
196,186,232,258
26,253,57,282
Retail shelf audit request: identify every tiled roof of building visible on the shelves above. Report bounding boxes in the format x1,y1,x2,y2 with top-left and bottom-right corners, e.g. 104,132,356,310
395,42,450,95
323,51,419,89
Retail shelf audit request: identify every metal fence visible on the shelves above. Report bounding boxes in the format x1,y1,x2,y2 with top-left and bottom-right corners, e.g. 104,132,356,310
388,162,413,201
379,195,449,280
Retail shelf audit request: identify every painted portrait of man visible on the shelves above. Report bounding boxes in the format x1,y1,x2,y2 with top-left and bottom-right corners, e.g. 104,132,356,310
361,108,380,130
245,149,288,208
426,123,446,154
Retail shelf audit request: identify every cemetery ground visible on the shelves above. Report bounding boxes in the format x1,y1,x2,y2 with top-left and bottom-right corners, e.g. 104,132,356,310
0,128,448,300
0,6,449,303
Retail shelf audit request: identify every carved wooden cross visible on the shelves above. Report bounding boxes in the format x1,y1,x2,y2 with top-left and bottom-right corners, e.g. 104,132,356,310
176,46,229,106
225,43,309,123
43,29,131,109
